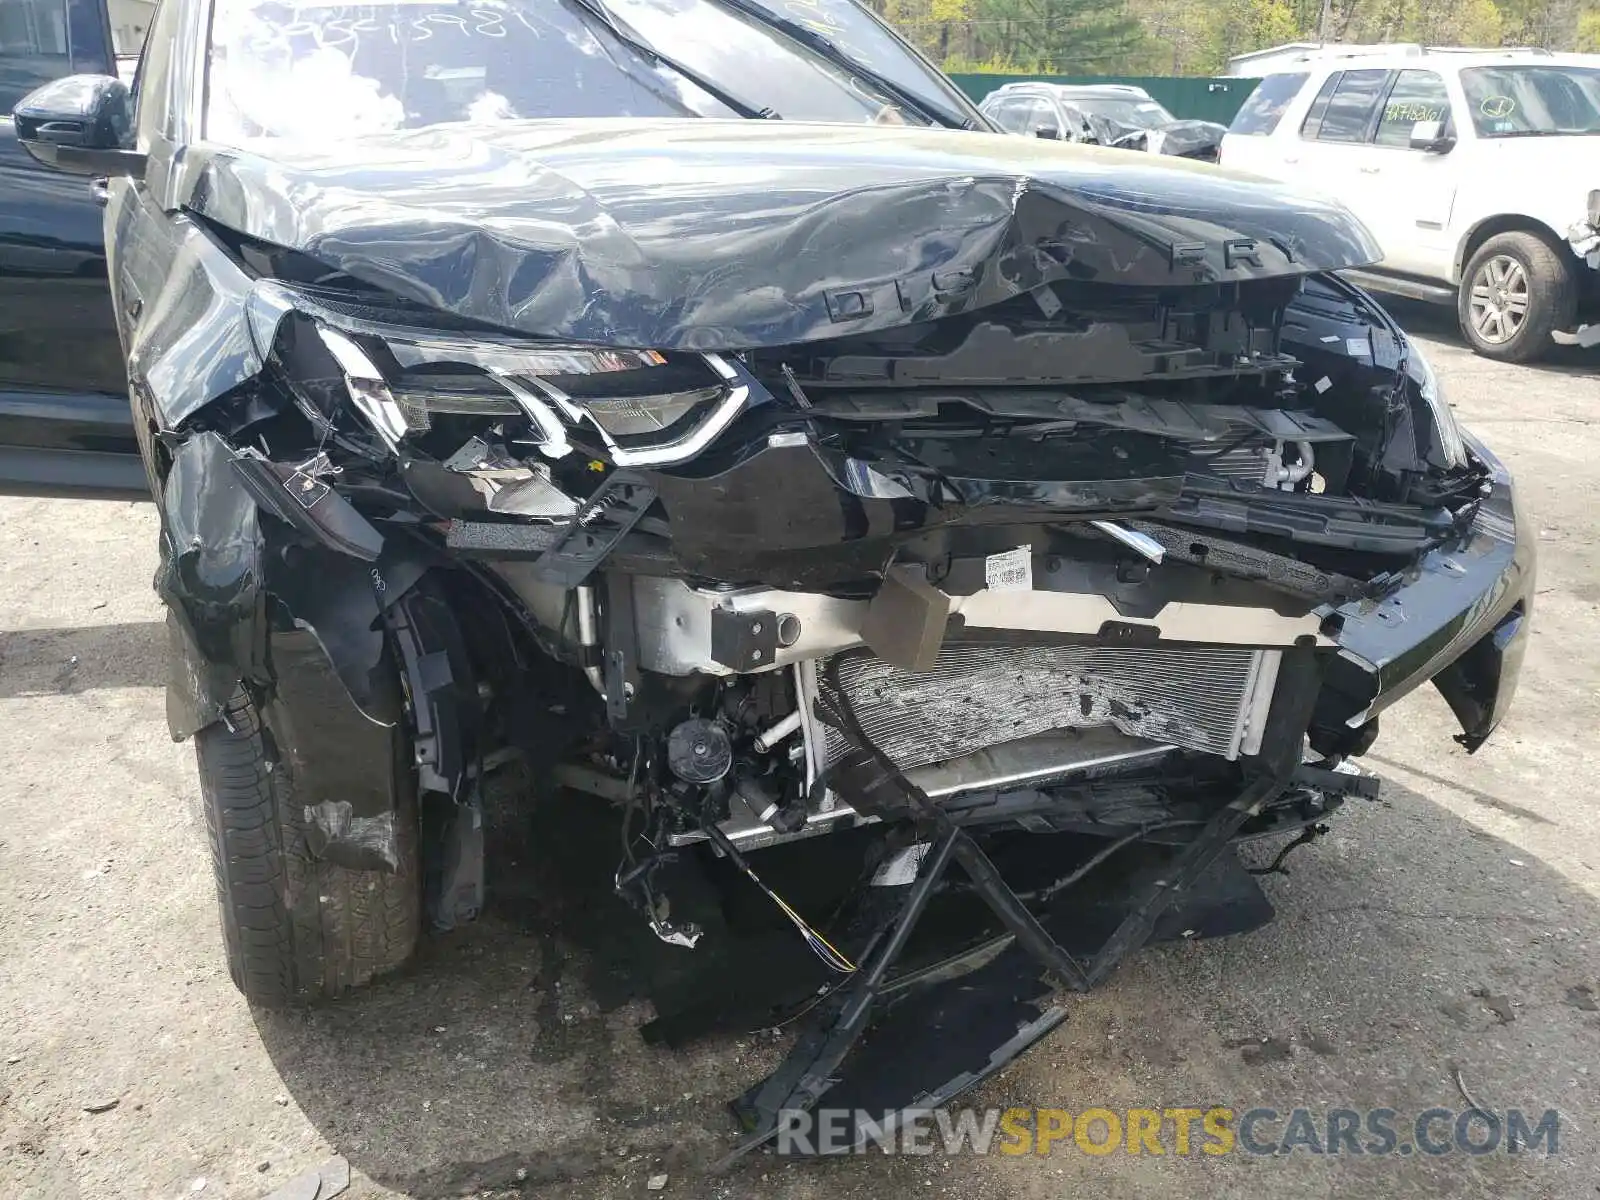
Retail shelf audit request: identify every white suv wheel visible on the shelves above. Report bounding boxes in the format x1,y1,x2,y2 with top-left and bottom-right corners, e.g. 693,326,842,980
1467,254,1531,345
1457,232,1578,363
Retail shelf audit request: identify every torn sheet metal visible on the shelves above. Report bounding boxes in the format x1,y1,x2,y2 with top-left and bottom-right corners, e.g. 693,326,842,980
155,428,430,738
177,121,1380,351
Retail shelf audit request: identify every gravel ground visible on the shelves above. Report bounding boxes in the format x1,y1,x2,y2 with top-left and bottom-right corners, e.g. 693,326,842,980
1,306,1597,1200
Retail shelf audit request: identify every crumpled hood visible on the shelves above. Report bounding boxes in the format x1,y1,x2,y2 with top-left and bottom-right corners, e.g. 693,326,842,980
182,119,1379,350
1138,120,1227,158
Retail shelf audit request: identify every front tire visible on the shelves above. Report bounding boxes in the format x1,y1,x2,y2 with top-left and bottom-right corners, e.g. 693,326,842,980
1458,231,1577,363
197,690,420,1007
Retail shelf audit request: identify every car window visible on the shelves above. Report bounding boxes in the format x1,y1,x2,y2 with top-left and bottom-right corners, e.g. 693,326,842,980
1058,101,1091,140
0,0,111,111
132,0,178,140
1229,72,1308,136
1375,69,1450,147
1306,68,1389,143
108,0,153,55
205,0,975,141
1020,96,1059,136
1460,65,1600,137
0,0,68,57
985,95,1026,133
1298,72,1339,138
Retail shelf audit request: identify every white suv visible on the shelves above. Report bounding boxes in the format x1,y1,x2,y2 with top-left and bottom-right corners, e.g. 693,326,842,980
1221,50,1600,362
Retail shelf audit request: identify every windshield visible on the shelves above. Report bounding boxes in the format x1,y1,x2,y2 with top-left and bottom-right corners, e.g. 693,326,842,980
1076,97,1174,129
204,0,975,140
1460,65,1600,137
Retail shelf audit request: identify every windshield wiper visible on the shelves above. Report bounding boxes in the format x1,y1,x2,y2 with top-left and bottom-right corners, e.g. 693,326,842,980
561,0,780,121
696,0,976,130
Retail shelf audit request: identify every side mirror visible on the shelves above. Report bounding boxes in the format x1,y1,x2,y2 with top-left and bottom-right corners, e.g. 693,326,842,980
14,75,146,177
1035,126,1059,140
1408,119,1456,154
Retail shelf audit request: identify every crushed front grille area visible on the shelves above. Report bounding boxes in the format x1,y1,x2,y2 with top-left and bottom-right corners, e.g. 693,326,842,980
816,642,1274,769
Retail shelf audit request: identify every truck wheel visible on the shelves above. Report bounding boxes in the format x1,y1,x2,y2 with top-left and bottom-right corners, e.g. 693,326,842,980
1459,232,1577,363
197,690,420,1007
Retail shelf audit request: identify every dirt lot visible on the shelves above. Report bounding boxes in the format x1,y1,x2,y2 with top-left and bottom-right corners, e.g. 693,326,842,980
2,306,1598,1200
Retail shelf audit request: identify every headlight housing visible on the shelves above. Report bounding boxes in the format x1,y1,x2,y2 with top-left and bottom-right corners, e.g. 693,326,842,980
247,282,754,467
1406,342,1467,470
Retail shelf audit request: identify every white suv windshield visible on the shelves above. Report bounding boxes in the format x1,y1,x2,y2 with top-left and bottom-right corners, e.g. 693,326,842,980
1460,65,1600,137
205,0,969,140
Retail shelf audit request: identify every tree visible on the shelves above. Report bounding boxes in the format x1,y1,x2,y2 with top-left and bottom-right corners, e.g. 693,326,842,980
1579,8,1600,51
1206,0,1304,70
968,0,1149,73
894,0,1590,77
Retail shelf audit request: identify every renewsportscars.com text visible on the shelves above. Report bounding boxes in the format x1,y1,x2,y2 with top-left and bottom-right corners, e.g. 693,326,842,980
774,1105,1562,1157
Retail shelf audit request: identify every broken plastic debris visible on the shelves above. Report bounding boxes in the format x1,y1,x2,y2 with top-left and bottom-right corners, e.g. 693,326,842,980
259,1155,350,1200
647,1174,669,1190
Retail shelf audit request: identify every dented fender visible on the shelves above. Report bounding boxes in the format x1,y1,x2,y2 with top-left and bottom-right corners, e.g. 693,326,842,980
157,432,268,738
153,423,449,872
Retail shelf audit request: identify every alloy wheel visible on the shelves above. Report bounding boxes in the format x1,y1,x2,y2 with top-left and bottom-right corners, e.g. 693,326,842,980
1467,254,1530,345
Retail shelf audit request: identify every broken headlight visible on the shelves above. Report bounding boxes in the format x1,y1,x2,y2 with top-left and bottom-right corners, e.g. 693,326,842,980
248,282,752,467
1405,342,1466,470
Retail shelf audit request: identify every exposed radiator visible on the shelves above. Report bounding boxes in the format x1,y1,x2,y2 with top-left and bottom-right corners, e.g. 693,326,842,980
806,642,1280,771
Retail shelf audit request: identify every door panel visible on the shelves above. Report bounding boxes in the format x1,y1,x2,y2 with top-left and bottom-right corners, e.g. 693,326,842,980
1290,69,1393,242
1218,71,1313,174
0,0,144,499
1358,69,1460,277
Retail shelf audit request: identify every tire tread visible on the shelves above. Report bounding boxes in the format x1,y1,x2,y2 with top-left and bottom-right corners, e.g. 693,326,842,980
198,691,419,1007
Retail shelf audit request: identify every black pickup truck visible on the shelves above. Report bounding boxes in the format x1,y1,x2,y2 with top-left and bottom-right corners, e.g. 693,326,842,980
1,0,145,498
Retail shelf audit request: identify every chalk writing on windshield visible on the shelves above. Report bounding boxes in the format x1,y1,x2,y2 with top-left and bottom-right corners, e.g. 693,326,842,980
268,8,532,47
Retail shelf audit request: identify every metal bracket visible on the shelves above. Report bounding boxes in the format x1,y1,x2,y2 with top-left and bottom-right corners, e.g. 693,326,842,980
710,606,779,671
530,471,657,589
603,570,643,728
387,590,473,797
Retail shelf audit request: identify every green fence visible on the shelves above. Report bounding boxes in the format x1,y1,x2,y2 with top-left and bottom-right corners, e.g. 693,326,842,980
947,74,1263,126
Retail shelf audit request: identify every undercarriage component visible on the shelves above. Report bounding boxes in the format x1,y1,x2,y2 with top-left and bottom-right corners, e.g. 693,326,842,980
715,679,1296,1163
668,718,733,783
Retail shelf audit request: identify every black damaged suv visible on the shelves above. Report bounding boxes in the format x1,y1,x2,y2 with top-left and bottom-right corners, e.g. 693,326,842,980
4,0,1532,1153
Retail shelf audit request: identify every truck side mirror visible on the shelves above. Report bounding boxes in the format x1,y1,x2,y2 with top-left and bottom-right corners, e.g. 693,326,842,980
14,75,146,178
1035,125,1059,140
1408,119,1456,154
